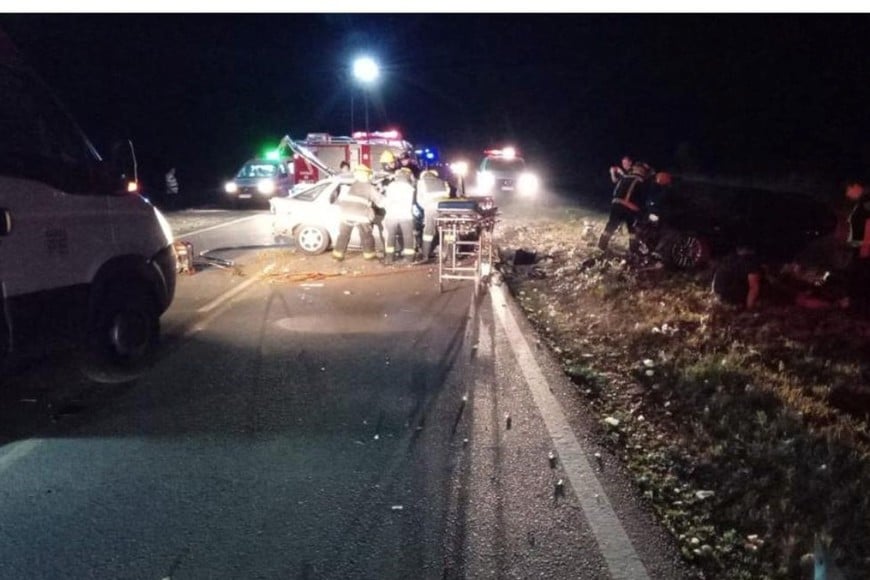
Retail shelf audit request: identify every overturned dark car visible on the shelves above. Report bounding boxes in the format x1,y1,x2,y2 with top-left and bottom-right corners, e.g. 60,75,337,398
641,180,838,269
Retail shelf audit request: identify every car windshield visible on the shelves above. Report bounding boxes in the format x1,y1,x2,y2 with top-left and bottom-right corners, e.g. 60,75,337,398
291,180,331,201
237,163,278,178
484,158,525,173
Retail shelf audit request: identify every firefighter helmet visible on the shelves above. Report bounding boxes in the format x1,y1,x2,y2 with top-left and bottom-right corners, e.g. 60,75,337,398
379,150,396,165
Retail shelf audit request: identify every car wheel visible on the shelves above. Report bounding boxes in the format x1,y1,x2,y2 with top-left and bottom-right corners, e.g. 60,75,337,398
88,284,159,372
295,225,330,255
666,233,711,269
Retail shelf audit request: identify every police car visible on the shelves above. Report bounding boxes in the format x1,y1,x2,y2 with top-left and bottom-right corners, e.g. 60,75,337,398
476,147,540,198
0,36,176,372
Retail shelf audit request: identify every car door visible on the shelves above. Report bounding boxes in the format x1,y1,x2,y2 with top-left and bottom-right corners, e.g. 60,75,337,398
0,60,113,353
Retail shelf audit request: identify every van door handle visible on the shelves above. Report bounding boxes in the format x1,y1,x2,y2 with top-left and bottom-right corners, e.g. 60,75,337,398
0,209,11,235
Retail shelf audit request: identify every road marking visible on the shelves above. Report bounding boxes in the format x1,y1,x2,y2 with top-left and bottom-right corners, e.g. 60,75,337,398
197,276,262,313
178,214,262,239
490,283,649,580
0,439,42,475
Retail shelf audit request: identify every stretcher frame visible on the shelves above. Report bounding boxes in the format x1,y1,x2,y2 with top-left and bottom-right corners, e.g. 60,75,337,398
435,202,497,293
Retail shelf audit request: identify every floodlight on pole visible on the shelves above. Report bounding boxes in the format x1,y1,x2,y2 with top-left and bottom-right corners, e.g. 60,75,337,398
352,56,380,135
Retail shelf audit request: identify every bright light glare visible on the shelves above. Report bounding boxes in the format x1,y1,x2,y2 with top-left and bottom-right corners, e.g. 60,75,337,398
126,181,138,193
265,150,280,161
502,147,516,159
257,179,276,195
478,171,495,191
225,181,238,194
353,56,380,84
450,161,468,177
518,172,539,196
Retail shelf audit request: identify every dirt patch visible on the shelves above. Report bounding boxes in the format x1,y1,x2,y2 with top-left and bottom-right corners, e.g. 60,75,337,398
496,208,870,579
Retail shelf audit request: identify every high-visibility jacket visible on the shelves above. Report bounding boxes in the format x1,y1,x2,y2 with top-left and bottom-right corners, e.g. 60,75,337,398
165,170,179,194
383,175,416,220
611,162,654,212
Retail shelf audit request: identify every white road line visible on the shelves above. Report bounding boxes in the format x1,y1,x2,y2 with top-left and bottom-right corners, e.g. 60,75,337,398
197,276,262,313
0,439,42,475
177,214,261,239
490,283,649,580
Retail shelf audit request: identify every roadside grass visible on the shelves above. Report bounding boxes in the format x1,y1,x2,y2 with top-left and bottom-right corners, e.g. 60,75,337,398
498,217,870,579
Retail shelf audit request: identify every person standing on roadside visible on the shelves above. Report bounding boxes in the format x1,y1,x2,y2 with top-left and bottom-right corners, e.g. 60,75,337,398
165,167,179,209
845,181,870,316
597,156,655,254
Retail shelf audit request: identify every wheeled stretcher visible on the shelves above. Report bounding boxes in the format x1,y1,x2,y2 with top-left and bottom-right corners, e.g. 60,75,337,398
435,198,498,293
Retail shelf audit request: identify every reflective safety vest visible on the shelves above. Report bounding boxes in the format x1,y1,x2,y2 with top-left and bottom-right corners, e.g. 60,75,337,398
612,163,653,212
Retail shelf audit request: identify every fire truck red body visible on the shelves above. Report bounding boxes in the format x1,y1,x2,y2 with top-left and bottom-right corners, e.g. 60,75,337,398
290,130,414,186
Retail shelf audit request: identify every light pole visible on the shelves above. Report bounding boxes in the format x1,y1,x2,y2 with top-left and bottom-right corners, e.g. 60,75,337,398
352,56,379,135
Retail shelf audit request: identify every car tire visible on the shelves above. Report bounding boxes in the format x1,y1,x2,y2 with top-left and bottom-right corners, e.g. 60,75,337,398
295,225,330,255
85,283,159,378
664,233,711,270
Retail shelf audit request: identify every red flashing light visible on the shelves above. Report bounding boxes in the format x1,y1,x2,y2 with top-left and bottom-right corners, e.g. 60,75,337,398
352,130,403,141
484,147,520,159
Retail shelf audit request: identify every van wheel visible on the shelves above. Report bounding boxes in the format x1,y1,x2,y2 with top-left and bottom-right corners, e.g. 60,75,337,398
89,285,159,370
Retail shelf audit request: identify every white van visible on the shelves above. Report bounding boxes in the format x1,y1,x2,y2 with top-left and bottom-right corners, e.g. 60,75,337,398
0,39,176,371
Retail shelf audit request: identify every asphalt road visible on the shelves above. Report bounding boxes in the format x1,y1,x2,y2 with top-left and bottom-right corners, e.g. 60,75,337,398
0,205,690,579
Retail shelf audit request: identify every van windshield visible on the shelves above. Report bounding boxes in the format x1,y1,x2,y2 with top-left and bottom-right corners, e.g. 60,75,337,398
485,158,525,173
238,163,278,178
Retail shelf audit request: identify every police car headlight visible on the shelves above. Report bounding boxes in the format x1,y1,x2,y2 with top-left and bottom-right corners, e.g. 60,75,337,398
225,181,238,194
518,172,539,196
257,179,276,195
478,171,495,191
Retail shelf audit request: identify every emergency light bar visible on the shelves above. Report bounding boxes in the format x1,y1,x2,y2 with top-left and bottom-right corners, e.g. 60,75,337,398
352,130,402,140
483,147,519,159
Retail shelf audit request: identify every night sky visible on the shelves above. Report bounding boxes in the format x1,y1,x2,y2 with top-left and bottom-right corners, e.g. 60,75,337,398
4,14,870,195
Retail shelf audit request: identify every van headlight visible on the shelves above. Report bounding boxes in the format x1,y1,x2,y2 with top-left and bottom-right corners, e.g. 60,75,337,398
518,172,539,196
478,171,495,191
257,179,276,195
225,181,238,193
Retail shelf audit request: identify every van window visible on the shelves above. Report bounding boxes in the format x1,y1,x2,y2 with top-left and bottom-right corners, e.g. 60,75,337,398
0,63,97,194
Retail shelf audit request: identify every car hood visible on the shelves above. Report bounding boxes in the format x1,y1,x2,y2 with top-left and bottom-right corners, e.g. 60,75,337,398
280,135,336,177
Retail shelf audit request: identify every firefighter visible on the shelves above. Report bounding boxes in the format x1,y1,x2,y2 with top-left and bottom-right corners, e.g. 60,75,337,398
379,150,397,173
598,157,656,254
845,181,870,315
416,169,451,263
398,150,421,181
331,165,385,262
382,168,417,264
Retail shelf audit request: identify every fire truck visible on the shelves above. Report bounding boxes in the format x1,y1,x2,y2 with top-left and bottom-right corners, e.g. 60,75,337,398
279,130,415,186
